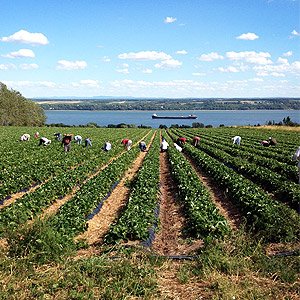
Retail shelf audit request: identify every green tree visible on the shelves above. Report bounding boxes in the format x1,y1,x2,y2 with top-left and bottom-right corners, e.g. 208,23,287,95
0,82,45,126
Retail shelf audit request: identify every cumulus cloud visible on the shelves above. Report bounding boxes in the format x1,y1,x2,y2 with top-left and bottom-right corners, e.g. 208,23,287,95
176,50,188,55
19,63,39,70
3,49,35,58
192,72,206,76
116,68,129,74
56,60,87,70
102,56,111,62
291,29,300,36
142,68,153,74
236,32,259,40
154,59,182,69
0,29,49,45
118,51,172,61
218,66,239,73
198,52,224,62
72,80,100,88
0,63,16,70
164,17,177,24
283,51,293,57
226,51,272,65
277,57,288,64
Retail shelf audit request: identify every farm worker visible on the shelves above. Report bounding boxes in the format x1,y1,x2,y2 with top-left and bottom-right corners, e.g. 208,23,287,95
20,133,30,141
292,146,300,184
34,132,39,139
62,134,72,152
160,138,169,152
193,136,200,146
85,137,92,148
121,139,129,148
232,136,241,145
177,137,187,147
39,137,51,146
74,135,82,145
261,140,270,147
103,141,111,151
269,137,277,146
54,132,62,141
121,139,132,150
174,143,182,152
139,141,147,152
126,140,133,150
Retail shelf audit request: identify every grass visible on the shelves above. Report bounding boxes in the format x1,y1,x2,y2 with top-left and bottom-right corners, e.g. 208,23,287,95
0,226,299,299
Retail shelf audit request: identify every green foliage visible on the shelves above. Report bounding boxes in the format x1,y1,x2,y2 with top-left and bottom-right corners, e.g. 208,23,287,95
0,82,45,126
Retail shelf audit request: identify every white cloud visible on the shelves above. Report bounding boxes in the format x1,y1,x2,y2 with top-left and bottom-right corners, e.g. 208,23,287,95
0,29,49,45
142,68,153,74
116,68,129,74
218,66,239,73
283,51,293,57
236,32,259,40
118,51,172,61
102,56,111,62
192,72,206,76
277,57,288,64
291,29,300,36
176,50,188,55
19,63,39,70
270,72,285,77
56,60,87,70
164,17,177,24
226,51,272,65
248,77,264,82
3,48,35,58
198,52,224,62
72,80,100,88
154,59,182,69
0,63,16,70
3,80,56,88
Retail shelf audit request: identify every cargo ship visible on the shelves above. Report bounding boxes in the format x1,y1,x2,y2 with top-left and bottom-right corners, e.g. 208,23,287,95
152,113,197,119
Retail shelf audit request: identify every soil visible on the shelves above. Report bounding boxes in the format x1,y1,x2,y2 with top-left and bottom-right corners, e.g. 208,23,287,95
151,151,203,256
75,133,156,257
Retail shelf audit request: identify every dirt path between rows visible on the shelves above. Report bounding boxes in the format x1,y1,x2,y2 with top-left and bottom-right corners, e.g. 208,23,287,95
151,151,203,255
75,132,156,257
0,181,48,210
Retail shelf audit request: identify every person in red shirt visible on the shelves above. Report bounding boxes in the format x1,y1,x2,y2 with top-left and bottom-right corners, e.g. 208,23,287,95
193,136,200,146
177,137,187,147
121,139,132,150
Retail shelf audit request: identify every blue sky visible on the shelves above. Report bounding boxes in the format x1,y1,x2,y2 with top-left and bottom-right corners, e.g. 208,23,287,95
0,0,299,98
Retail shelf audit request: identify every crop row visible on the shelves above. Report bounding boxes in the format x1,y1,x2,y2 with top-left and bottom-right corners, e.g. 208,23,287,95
165,134,230,239
173,129,300,208
47,132,154,239
105,132,160,243
168,131,300,242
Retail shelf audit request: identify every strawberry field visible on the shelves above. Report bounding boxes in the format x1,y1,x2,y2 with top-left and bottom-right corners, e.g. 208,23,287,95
0,125,299,299
0,126,299,249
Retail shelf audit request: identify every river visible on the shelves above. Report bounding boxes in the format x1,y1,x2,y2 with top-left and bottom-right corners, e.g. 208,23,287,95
45,110,300,128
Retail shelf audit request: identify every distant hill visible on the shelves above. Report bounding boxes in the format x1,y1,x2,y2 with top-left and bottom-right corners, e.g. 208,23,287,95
32,97,300,111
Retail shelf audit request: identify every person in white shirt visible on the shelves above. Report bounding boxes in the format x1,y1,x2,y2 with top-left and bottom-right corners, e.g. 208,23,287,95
74,135,82,145
39,137,51,146
20,133,30,141
174,143,182,152
160,138,169,152
103,141,112,151
232,135,241,145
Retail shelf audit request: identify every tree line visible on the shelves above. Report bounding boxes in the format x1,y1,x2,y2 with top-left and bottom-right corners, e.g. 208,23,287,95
0,82,45,126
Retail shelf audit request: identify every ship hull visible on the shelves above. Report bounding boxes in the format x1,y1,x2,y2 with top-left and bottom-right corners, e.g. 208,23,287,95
152,115,197,119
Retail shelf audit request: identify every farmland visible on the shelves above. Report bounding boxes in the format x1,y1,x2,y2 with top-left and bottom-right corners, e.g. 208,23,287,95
0,125,299,299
